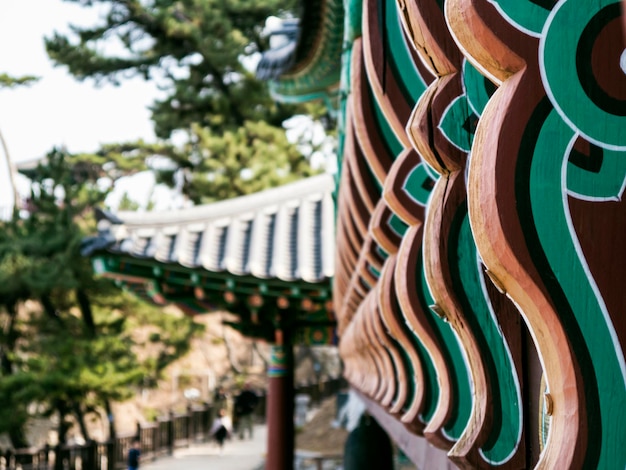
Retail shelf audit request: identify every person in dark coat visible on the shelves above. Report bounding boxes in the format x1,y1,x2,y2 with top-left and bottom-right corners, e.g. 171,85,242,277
213,386,229,413
234,382,259,439
343,414,393,470
127,438,141,470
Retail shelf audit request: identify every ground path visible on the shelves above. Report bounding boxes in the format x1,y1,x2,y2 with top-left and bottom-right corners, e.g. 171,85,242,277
142,423,267,470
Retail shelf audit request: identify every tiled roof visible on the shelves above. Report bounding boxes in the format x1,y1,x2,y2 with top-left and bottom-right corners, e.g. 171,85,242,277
256,19,300,81
255,0,343,106
85,174,336,283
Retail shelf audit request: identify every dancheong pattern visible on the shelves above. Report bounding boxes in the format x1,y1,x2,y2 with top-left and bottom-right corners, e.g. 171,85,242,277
90,0,626,467
326,0,626,468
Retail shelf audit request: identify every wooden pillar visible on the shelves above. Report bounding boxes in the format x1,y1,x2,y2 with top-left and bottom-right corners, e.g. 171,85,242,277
265,329,294,470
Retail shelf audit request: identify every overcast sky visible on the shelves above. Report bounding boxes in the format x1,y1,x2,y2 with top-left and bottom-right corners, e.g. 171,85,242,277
0,1,334,214
0,0,163,212
0,0,159,165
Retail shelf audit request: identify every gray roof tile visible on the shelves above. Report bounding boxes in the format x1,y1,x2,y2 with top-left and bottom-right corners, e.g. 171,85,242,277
90,174,335,283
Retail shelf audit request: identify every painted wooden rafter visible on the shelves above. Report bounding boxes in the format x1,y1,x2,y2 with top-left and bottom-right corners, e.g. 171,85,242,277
447,0,626,468
331,0,626,468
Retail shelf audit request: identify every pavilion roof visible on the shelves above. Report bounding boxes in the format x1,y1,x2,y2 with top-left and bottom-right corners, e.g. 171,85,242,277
255,0,344,108
84,173,336,284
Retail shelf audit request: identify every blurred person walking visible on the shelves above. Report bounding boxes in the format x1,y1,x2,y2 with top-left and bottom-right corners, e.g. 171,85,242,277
127,438,141,470
234,383,259,439
210,409,233,455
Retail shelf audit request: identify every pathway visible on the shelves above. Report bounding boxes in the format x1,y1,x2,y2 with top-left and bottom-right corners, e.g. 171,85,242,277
142,423,267,470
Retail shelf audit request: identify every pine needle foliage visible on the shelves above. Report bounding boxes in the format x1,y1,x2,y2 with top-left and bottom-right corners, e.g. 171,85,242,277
45,0,327,203
0,148,203,445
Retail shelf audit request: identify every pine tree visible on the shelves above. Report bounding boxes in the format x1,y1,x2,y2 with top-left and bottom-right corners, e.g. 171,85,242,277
0,73,38,89
45,0,298,136
44,0,327,202
0,148,203,445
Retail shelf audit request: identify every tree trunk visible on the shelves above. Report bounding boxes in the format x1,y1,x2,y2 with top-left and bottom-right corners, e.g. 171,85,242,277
2,303,29,449
221,326,242,374
252,341,269,368
75,288,96,337
0,302,17,376
104,399,116,441
73,403,91,443
57,401,71,445
8,428,29,450
40,295,63,324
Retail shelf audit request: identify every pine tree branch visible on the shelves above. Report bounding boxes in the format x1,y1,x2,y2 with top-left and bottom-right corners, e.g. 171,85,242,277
221,324,242,375
73,402,91,443
252,341,269,369
76,288,96,337
40,295,64,325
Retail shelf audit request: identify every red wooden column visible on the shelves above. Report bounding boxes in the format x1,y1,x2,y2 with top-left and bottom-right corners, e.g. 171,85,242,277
265,329,294,470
